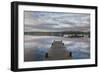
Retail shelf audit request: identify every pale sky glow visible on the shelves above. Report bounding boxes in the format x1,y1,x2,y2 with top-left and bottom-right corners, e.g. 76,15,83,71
24,11,90,32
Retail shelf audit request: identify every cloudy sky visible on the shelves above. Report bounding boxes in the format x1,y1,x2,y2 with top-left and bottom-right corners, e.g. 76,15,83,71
24,11,90,32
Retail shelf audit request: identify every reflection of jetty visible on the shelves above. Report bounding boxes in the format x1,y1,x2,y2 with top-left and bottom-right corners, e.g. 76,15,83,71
45,40,72,60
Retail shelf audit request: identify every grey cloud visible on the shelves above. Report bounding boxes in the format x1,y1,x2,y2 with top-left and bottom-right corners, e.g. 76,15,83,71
24,11,90,32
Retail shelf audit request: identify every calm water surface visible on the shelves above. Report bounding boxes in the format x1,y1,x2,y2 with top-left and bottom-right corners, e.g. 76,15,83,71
24,35,90,61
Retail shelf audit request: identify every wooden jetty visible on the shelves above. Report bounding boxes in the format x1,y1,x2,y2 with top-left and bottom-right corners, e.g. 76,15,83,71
45,40,72,60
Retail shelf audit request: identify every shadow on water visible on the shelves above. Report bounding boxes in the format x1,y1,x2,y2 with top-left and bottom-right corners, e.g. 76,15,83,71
35,48,48,61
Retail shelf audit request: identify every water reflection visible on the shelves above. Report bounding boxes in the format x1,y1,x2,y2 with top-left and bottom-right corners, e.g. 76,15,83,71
24,35,90,61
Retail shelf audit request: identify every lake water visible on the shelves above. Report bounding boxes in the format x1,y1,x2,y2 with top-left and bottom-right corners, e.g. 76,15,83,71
24,35,90,61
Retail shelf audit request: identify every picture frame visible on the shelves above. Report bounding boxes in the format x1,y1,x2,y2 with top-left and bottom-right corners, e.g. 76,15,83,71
11,1,98,72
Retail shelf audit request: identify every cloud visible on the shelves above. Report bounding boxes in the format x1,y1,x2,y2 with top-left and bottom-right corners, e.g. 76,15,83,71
24,11,90,32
